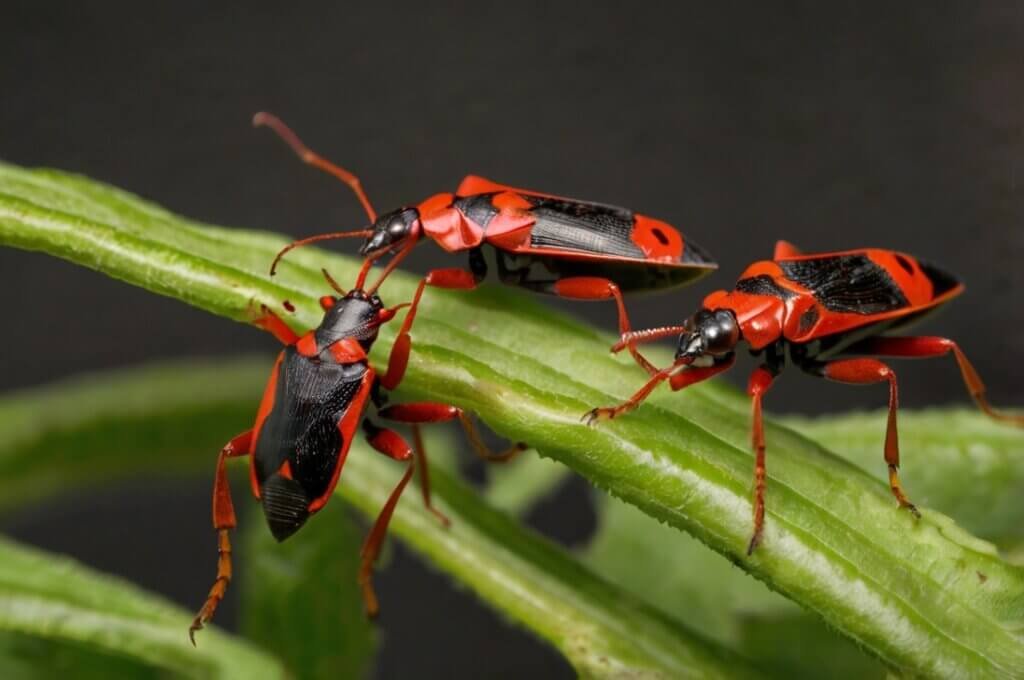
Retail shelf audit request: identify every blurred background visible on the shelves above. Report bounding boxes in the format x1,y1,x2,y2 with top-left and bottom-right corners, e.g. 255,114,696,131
1,3,1022,677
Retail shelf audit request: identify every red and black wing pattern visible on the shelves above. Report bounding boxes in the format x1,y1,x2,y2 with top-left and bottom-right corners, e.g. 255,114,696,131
764,248,966,344
454,175,716,268
774,250,962,315
776,253,910,315
252,345,371,540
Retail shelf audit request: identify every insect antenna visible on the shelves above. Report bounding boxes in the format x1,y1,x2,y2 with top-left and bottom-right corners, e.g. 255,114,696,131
366,243,415,296
611,325,688,353
253,111,378,222
269,230,374,276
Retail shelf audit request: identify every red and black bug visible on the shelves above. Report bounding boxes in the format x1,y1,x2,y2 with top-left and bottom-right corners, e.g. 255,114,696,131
252,112,716,377
189,284,522,643
584,240,1023,553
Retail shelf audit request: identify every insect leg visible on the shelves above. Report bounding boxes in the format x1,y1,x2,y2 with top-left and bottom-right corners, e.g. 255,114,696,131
377,402,525,463
189,430,253,644
378,269,479,390
359,420,418,618
746,366,778,555
810,357,920,517
583,356,734,425
251,304,301,345
553,277,658,375
845,336,1023,426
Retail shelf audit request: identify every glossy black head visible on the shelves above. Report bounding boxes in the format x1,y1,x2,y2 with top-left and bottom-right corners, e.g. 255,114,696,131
676,309,740,362
359,207,421,256
315,289,386,349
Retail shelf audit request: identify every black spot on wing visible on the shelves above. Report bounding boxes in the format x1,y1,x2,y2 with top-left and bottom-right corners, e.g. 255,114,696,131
894,254,915,275
525,195,645,259
798,305,820,334
735,274,797,300
452,193,499,230
779,255,908,314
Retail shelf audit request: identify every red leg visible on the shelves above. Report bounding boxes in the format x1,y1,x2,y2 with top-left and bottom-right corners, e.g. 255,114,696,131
190,430,253,644
553,277,657,375
457,413,527,463
378,269,479,390
253,112,377,222
583,356,735,425
360,419,458,617
819,357,920,517
746,367,776,555
409,425,451,527
846,336,1023,426
364,419,448,525
358,466,413,617
378,402,525,463
251,305,301,346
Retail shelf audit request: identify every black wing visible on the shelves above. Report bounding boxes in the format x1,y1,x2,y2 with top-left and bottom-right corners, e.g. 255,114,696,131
254,347,368,501
778,254,909,315
524,195,646,259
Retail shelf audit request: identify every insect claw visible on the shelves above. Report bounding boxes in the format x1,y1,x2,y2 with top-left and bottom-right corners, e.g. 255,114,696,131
581,407,613,427
428,506,451,528
746,532,762,556
188,618,203,647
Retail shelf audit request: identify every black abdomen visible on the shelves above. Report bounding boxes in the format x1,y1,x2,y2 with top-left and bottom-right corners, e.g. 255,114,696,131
254,347,369,540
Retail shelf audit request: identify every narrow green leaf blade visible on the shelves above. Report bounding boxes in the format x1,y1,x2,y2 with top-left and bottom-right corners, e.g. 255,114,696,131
339,448,763,679
240,502,376,680
0,536,283,679
3,162,1024,677
784,408,1024,543
0,359,761,679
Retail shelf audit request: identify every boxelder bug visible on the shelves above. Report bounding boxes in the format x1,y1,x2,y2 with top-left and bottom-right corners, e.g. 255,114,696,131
584,240,1023,553
252,112,716,378
189,279,523,643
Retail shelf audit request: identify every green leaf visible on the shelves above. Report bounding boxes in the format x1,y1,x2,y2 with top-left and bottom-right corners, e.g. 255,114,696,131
0,357,268,511
0,358,759,679
339,445,763,679
484,453,570,515
0,354,375,678
240,502,376,680
784,408,1024,543
0,536,282,679
581,407,1024,678
3,161,1024,677
584,495,885,679
0,630,170,680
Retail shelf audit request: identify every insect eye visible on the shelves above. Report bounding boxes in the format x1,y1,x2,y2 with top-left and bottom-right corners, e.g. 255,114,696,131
389,220,406,235
685,309,710,331
704,311,739,355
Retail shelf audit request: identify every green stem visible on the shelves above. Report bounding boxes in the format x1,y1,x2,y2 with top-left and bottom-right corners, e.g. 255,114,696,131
0,357,760,679
3,162,1023,678
0,536,282,679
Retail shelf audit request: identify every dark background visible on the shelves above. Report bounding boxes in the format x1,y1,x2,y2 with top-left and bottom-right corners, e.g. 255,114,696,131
2,3,1022,677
